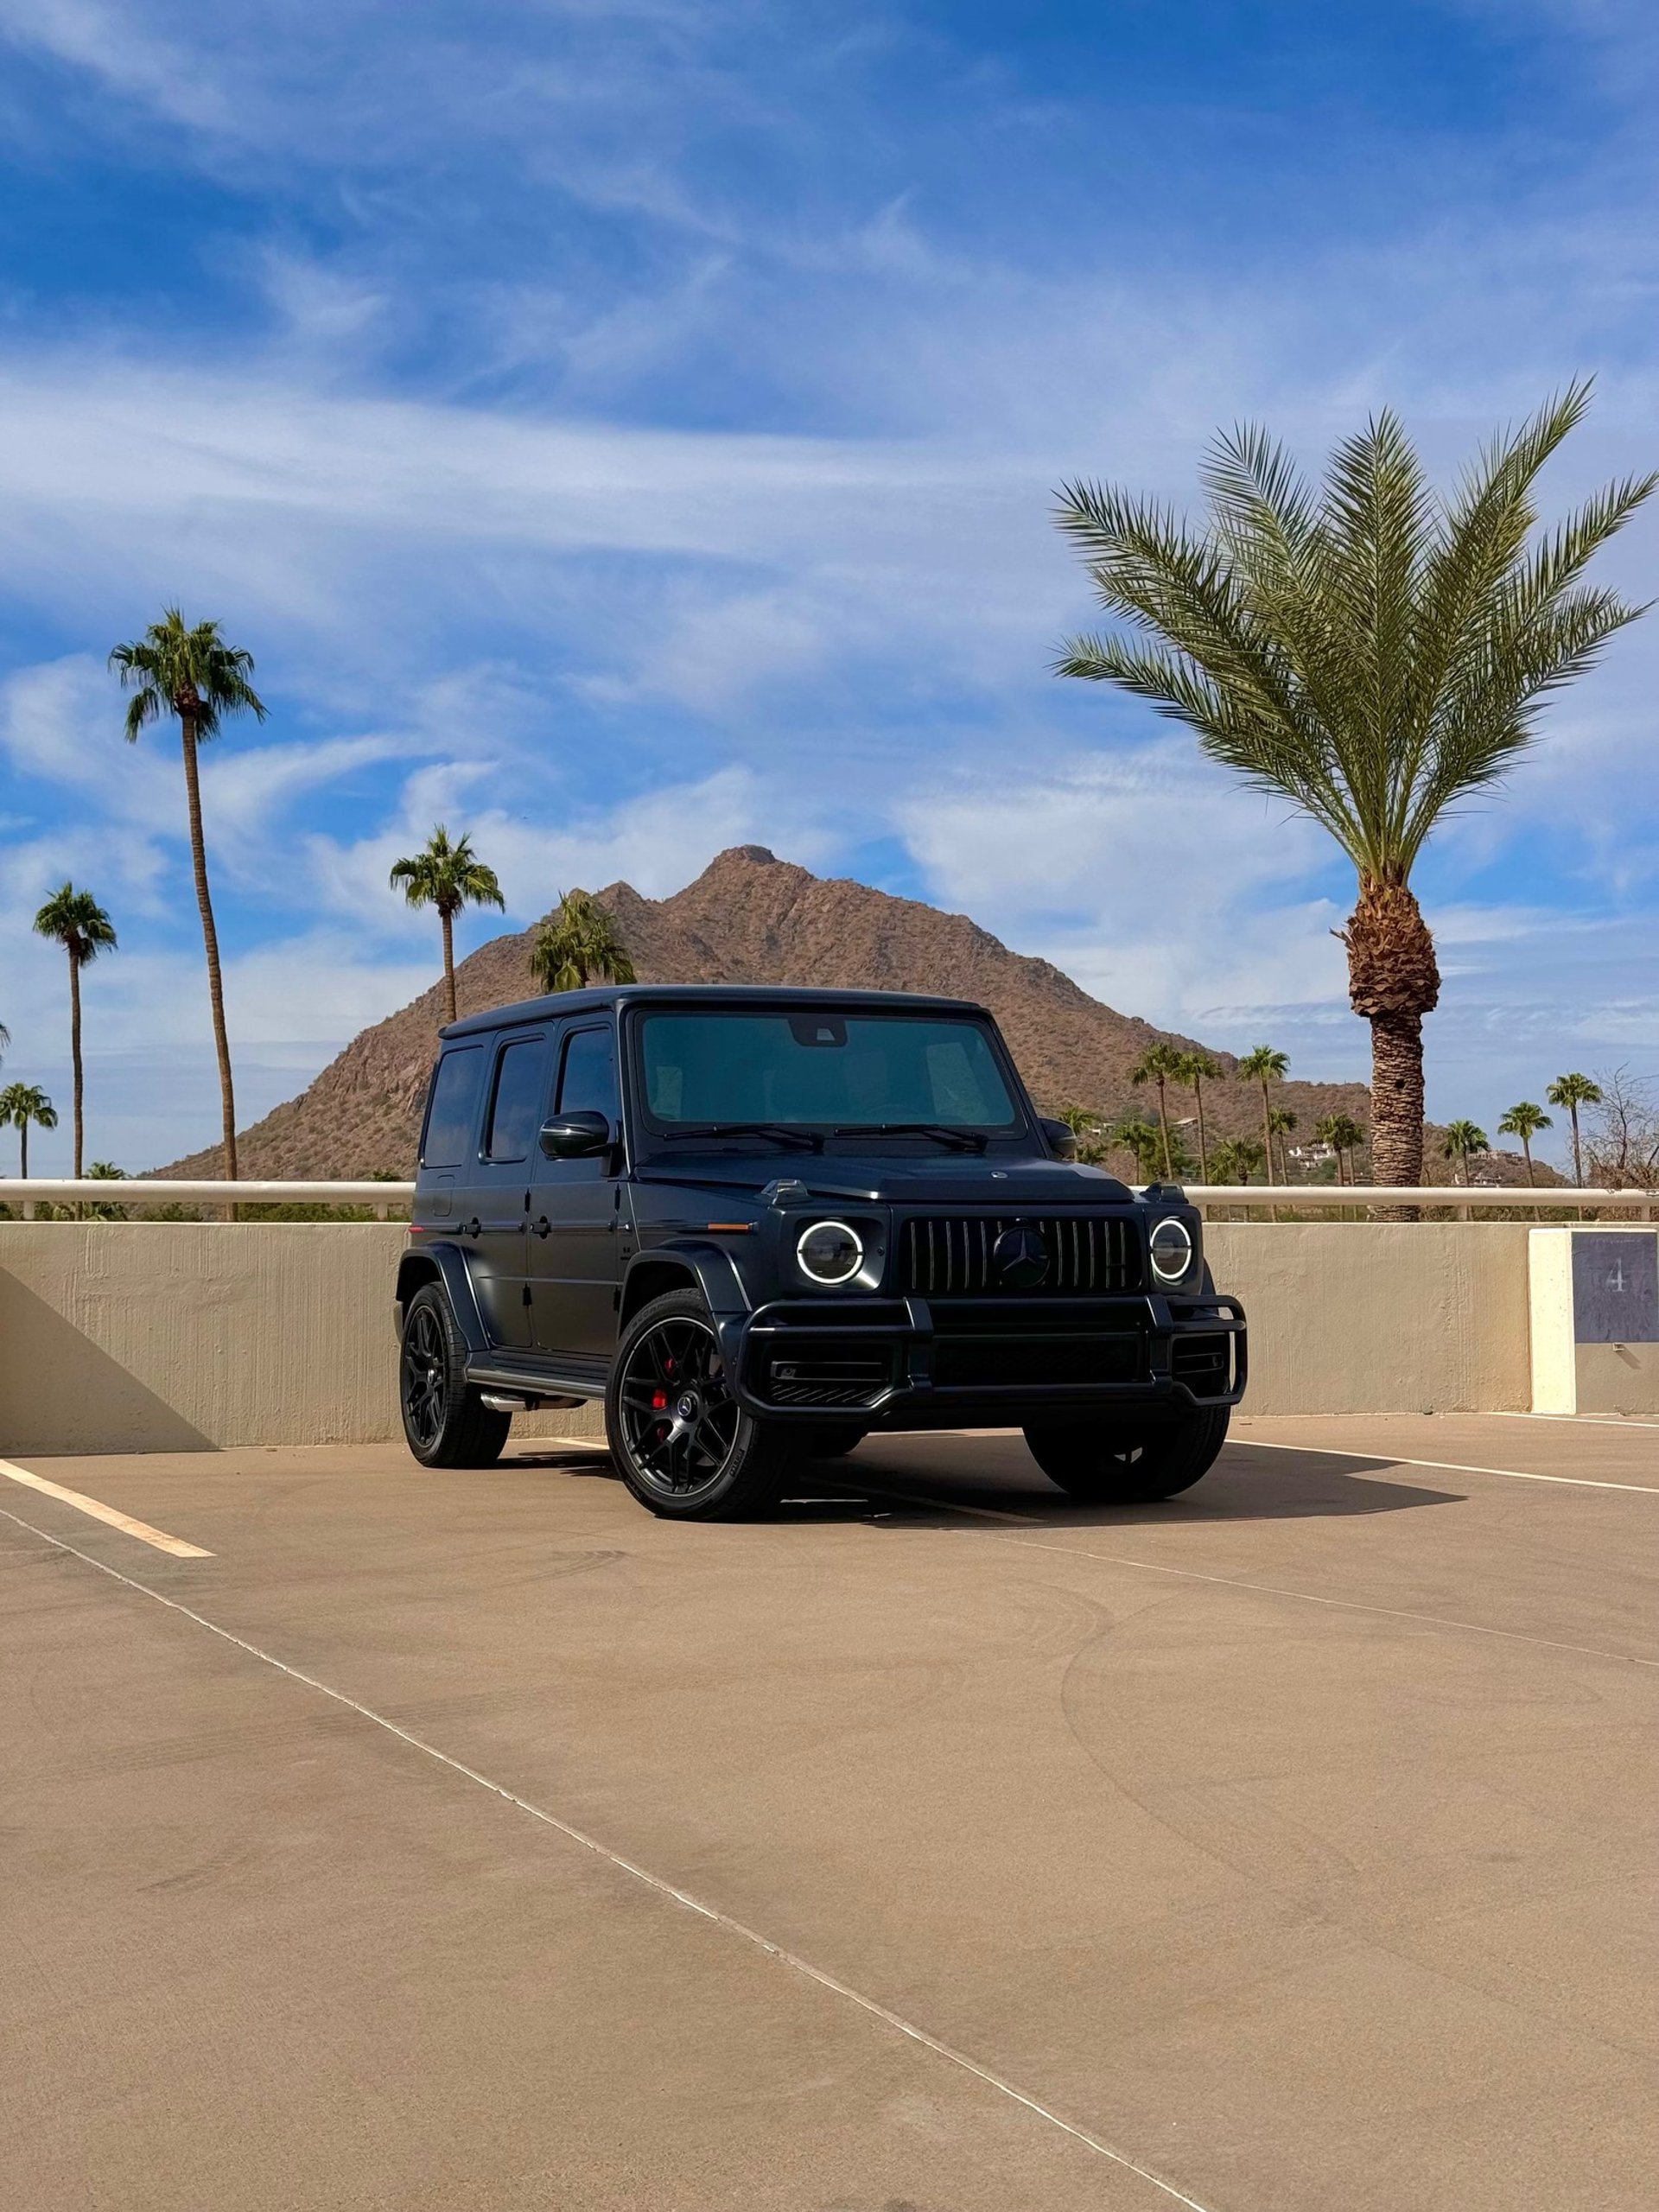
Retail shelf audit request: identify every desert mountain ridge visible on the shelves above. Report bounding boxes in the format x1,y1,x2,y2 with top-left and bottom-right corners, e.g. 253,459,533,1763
162,844,1408,1181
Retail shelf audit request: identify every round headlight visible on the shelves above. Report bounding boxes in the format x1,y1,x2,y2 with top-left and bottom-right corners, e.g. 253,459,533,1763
1148,1216,1194,1284
797,1219,864,1286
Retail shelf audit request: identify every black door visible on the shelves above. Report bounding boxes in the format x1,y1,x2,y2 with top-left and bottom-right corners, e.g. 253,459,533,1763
466,1029,551,1350
529,1022,625,1359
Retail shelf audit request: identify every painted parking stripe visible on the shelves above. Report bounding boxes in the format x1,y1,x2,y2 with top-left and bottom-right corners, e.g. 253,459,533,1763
0,1503,1217,2212
1491,1409,1659,1431
1230,1437,1659,1496
980,1530,1659,1673
0,1458,213,1557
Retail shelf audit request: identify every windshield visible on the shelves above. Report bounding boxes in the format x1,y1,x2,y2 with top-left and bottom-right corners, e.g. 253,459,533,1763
637,1009,1023,1136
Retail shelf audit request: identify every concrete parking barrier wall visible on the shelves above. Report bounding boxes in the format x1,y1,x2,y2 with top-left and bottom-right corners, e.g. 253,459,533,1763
0,1218,1534,1456
1205,1221,1533,1416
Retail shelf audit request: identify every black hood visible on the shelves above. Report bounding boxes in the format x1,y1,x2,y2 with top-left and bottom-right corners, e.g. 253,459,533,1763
634,1153,1137,1206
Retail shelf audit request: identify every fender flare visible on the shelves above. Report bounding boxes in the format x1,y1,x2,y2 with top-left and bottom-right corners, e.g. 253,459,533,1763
395,1240,491,1357
621,1239,753,1326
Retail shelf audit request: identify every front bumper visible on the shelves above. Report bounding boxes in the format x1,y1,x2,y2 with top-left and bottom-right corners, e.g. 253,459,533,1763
721,1292,1247,1428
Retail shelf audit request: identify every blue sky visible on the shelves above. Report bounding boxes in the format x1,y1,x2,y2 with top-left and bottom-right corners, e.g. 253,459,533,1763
3,0,1659,1173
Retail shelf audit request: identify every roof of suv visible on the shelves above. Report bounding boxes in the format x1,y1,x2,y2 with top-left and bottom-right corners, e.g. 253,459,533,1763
440,982,991,1040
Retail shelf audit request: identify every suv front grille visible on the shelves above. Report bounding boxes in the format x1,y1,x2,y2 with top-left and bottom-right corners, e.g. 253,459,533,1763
896,1214,1140,1298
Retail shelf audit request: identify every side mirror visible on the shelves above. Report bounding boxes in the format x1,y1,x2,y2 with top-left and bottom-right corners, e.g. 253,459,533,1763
538,1111,613,1160
1039,1116,1077,1161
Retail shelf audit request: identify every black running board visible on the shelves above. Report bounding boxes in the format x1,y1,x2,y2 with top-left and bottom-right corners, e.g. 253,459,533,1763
467,1362,604,1408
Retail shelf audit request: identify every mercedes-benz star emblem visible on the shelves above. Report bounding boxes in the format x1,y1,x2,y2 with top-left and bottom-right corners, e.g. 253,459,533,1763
992,1224,1049,1288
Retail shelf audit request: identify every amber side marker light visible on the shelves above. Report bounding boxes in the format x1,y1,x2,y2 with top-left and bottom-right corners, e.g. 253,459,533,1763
706,1221,756,1232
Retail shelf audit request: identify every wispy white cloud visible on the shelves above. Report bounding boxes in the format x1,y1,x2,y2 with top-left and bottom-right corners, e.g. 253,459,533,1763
4,0,1659,1171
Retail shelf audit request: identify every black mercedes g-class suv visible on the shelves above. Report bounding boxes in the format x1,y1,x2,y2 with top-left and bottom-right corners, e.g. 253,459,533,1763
396,985,1245,1520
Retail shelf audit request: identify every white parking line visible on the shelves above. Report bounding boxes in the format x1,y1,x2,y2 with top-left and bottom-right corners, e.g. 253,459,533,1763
0,1501,1217,2212
1230,1436,1659,1496
0,1458,213,1557
1491,1409,1659,1431
980,1530,1659,1673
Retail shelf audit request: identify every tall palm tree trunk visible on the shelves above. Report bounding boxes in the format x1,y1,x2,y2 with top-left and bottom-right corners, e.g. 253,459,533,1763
442,906,458,1026
180,714,238,1186
68,951,85,1179
1257,1079,1274,1185
1344,878,1440,1209
1522,1137,1535,1187
1156,1077,1173,1178
1569,1106,1584,1188
1367,1013,1427,1185
1193,1077,1209,1181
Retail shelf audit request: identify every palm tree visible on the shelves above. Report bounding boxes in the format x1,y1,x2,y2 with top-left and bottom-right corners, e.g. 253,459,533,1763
1315,1111,1366,1185
32,884,117,1179
1056,1104,1109,1161
86,1160,130,1221
1129,1040,1188,1179
531,889,638,994
1268,1104,1299,1183
389,825,506,1026
1209,1135,1266,1185
1497,1101,1552,1187
1442,1120,1491,1185
1105,1116,1165,1181
0,1083,58,1177
1235,1046,1289,1184
1179,1052,1223,1180
1057,385,1654,1190
110,610,267,1184
1546,1073,1602,1187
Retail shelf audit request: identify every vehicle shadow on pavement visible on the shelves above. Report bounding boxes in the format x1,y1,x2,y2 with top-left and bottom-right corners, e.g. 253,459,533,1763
507,1442,1461,1524
507,1447,899,1522
836,1444,1462,1527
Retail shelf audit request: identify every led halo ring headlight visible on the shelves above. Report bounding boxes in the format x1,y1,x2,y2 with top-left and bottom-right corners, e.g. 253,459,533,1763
1148,1215,1195,1285
797,1218,864,1286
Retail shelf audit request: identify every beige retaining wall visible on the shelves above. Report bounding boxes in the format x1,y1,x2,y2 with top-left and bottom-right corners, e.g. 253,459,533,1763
0,1219,1533,1457
1205,1222,1533,1417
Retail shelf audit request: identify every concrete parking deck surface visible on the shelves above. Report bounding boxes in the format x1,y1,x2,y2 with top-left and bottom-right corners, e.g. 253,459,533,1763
3,1413,1656,2211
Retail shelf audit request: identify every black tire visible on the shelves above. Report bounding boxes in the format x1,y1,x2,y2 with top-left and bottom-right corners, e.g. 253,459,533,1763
606,1288,797,1521
400,1283,512,1469
1024,1404,1230,1504
799,1425,867,1459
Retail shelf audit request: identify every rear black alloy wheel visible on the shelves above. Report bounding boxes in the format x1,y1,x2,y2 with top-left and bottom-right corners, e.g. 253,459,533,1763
607,1288,795,1520
1023,1403,1230,1504
399,1283,512,1469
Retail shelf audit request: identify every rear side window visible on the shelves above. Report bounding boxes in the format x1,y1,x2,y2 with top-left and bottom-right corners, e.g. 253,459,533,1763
485,1037,551,1162
421,1047,484,1167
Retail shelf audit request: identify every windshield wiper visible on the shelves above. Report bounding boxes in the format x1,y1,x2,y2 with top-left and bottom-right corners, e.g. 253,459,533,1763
833,1122,988,1153
663,1121,823,1152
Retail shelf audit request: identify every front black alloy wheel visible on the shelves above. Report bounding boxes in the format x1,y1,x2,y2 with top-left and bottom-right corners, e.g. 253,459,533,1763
1024,1403,1230,1504
606,1289,795,1520
400,1283,511,1468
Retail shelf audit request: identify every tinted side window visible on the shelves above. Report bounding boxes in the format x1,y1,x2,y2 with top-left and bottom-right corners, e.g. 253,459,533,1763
557,1027,619,1123
485,1038,551,1162
422,1047,484,1168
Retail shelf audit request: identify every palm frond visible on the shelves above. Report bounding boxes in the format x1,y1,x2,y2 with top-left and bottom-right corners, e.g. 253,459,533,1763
1056,385,1655,885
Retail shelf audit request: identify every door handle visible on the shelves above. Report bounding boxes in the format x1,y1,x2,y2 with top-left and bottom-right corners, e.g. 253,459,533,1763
533,1215,552,1239
464,1217,481,1238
